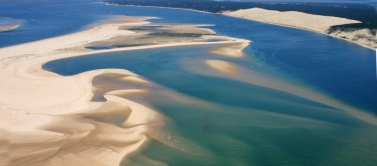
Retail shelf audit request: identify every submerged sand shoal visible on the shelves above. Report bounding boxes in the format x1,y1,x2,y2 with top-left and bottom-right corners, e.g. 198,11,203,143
0,17,25,32
0,24,21,32
0,16,249,166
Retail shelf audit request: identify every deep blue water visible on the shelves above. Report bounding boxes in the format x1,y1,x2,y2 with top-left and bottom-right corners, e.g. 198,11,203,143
2,1,377,165
0,0,100,47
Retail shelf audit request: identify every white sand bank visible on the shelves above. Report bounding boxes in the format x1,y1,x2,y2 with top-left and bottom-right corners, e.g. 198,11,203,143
0,16,249,166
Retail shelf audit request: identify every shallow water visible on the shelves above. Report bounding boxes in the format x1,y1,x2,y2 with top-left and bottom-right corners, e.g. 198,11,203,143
2,0,377,165
44,46,377,166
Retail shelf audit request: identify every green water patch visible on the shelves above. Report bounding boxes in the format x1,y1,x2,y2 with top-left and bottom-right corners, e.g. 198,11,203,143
123,91,377,166
43,45,377,165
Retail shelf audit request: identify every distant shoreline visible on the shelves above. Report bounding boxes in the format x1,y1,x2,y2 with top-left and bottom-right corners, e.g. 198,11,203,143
223,8,376,50
103,2,213,14
103,1,376,50
104,1,377,26
227,15,376,51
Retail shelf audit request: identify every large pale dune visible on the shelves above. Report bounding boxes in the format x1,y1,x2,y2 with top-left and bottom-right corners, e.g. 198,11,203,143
0,16,249,166
223,8,360,32
223,8,377,49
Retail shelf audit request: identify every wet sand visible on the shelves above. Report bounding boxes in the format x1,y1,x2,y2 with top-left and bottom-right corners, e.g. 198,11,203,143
0,16,249,166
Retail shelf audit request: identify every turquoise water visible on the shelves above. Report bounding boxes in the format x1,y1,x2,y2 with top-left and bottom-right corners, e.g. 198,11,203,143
2,0,377,165
44,46,377,165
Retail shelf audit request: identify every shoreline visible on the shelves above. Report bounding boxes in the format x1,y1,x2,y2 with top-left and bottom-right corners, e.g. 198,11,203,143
223,8,376,51
101,2,376,51
224,14,376,51
102,2,214,14
0,16,249,166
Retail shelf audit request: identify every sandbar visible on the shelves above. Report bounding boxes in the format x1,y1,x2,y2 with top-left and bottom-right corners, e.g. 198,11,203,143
0,17,25,32
0,16,249,166
205,59,239,76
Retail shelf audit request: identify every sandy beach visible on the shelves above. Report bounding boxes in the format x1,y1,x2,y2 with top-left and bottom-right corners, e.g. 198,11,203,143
223,8,377,50
0,16,249,166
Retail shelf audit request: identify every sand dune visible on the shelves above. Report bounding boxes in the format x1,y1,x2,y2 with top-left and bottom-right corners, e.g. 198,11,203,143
223,8,360,33
0,16,249,165
223,8,377,49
